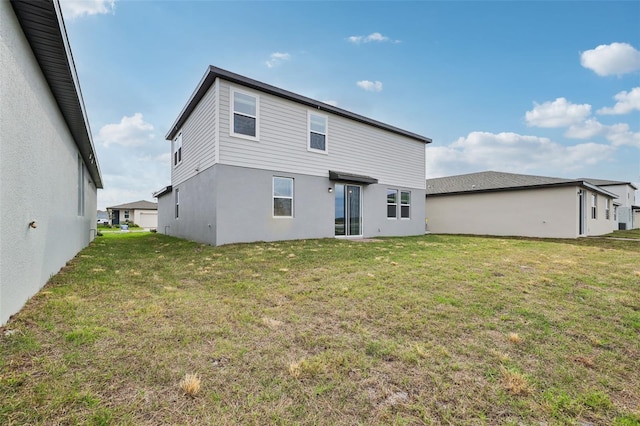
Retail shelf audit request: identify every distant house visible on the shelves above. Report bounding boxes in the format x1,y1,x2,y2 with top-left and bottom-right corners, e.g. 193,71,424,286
107,201,158,229
578,178,638,230
1,0,103,324
425,171,618,238
154,66,431,246
97,210,109,225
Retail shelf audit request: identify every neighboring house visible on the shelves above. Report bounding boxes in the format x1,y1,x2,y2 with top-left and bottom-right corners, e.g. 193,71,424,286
1,0,102,325
107,200,158,229
154,66,431,246
578,178,638,230
425,171,617,239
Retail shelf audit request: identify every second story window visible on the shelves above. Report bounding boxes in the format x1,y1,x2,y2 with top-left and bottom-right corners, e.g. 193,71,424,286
173,133,182,166
308,112,328,153
231,88,259,140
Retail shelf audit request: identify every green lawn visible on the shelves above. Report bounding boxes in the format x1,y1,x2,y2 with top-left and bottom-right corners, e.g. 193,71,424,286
1,233,639,425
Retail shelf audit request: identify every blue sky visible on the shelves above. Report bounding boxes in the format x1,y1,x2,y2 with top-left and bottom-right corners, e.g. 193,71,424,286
59,1,640,210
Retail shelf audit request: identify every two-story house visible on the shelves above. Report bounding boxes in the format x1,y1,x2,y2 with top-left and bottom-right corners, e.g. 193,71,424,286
1,0,102,324
154,66,431,246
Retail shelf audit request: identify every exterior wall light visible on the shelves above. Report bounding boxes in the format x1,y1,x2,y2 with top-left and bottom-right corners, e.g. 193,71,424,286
328,187,333,193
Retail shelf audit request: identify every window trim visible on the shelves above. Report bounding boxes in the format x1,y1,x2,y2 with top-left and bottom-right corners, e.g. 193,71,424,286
591,194,597,219
230,87,260,141
400,190,411,219
173,132,182,167
605,198,610,220
307,111,328,154
273,176,294,219
387,189,398,219
175,188,180,219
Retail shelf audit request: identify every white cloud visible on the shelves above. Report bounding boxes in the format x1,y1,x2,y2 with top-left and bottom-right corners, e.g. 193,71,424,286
425,131,614,178
597,87,640,115
97,113,154,147
606,123,640,147
356,80,383,92
265,52,291,68
348,32,399,44
564,118,606,139
525,98,592,128
60,0,115,19
580,42,640,76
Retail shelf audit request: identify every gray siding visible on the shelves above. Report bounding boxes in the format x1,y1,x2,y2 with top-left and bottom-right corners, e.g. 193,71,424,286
172,80,218,186
1,1,97,324
217,80,426,189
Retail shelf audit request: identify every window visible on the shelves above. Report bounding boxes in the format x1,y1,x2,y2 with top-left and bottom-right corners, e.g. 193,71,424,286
77,154,85,216
605,198,610,220
614,205,618,221
124,210,130,220
273,177,293,218
591,194,597,219
400,191,411,219
308,112,328,153
175,189,180,219
231,88,259,139
173,133,182,166
387,189,398,219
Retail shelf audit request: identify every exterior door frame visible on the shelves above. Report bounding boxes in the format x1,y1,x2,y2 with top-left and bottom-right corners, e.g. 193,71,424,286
578,189,586,236
334,183,363,238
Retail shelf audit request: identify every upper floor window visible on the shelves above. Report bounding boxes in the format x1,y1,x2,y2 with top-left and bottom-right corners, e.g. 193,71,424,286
387,189,398,219
591,194,597,219
231,88,259,140
400,191,411,219
173,133,182,166
273,177,293,218
308,112,328,153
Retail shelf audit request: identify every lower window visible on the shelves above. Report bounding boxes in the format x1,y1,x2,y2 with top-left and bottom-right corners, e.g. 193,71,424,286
273,177,293,217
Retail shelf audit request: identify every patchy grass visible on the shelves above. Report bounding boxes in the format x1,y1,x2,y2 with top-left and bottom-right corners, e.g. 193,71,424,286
605,228,640,239
1,232,639,425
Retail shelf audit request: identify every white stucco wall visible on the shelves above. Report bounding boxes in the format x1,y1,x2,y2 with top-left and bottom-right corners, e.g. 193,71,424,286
133,209,158,229
0,1,97,325
426,186,615,239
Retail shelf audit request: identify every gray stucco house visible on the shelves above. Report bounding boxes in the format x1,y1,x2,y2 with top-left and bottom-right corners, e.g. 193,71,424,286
425,171,618,239
1,0,102,325
155,66,431,245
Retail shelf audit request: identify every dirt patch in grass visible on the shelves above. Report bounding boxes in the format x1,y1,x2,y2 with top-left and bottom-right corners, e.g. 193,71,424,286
1,233,639,424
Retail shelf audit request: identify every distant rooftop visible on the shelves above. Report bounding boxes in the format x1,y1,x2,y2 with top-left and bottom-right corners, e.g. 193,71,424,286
107,200,157,210
577,178,638,190
426,171,617,198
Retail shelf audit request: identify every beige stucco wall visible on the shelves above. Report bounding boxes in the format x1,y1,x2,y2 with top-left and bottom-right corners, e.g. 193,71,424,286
133,209,158,229
0,1,97,324
426,186,615,238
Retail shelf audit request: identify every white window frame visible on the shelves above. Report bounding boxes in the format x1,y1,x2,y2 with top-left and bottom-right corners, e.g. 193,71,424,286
124,210,130,220
173,132,182,167
400,191,411,219
605,198,610,220
307,111,328,154
591,194,597,219
230,87,260,141
175,189,180,219
273,177,294,218
77,154,85,216
387,189,398,219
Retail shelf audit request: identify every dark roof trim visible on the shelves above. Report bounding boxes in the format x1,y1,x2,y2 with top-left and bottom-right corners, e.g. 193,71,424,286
152,185,173,198
426,180,618,198
106,200,158,210
166,66,432,145
11,0,103,188
329,170,378,185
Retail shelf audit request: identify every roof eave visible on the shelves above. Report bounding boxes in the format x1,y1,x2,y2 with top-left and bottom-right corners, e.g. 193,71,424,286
165,65,431,144
11,0,103,189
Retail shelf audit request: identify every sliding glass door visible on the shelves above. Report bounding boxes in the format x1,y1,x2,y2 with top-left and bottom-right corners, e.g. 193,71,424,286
334,184,362,236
